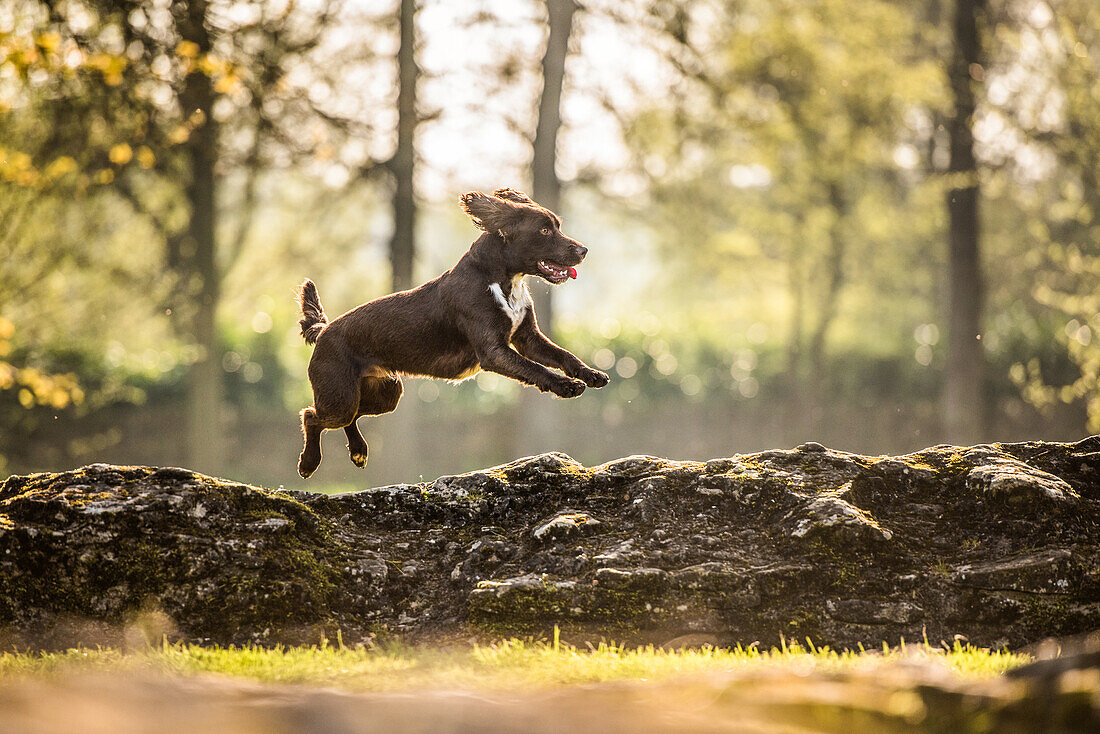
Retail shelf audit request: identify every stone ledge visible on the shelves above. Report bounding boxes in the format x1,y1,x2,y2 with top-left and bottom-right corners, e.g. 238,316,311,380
2,439,1099,647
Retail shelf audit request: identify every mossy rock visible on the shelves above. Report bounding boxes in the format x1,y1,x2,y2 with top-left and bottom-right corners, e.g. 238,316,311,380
3,439,1100,648
0,464,386,646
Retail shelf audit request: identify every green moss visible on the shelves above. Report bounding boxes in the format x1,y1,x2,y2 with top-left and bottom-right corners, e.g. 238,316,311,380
243,509,291,522
469,574,674,637
870,448,970,477
1,465,355,642
783,608,821,639
1021,597,1075,635
830,560,861,585
547,463,593,480
419,486,485,502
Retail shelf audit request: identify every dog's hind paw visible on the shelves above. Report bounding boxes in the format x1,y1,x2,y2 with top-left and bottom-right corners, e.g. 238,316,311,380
349,451,368,468
298,452,321,479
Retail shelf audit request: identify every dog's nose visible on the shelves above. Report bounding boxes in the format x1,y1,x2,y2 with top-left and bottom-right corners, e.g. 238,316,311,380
574,245,588,259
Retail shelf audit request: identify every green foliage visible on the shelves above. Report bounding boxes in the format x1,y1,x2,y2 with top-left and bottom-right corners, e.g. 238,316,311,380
981,0,1100,430
626,0,946,378
0,317,84,472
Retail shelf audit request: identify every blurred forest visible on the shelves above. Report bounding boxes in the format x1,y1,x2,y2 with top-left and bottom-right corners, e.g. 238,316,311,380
1,0,1099,489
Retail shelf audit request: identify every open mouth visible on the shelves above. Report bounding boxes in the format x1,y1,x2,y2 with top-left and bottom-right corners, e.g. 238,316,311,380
537,260,578,283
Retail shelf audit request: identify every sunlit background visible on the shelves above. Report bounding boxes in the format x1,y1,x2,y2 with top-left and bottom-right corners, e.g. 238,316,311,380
2,0,1098,489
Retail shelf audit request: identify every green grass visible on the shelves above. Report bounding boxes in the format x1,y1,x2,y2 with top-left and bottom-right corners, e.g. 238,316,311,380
0,636,1028,692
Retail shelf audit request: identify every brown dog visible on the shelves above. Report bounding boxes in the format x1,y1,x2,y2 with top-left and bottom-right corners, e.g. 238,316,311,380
294,188,610,478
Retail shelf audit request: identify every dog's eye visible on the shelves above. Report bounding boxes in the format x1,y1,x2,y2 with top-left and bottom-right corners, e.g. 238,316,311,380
540,227,551,235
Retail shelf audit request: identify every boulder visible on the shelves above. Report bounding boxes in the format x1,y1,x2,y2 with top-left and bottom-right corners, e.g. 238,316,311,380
2,439,1099,648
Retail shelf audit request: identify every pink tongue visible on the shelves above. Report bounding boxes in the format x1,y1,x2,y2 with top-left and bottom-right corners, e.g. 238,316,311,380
568,267,578,279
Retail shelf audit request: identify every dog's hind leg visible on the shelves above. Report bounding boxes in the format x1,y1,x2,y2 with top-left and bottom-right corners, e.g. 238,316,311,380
299,407,325,478
344,420,370,468
344,375,403,468
299,358,360,478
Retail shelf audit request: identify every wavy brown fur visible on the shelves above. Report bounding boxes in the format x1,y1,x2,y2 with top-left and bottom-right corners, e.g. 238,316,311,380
294,189,609,478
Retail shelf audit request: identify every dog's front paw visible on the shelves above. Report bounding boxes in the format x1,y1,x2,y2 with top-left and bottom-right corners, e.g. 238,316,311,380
549,377,587,398
578,368,610,388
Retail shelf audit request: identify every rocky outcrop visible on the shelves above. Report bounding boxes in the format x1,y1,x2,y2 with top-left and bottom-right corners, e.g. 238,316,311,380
2,439,1099,647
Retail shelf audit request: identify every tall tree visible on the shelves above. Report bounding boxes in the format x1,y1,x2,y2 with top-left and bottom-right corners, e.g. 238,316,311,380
515,0,578,457
389,0,418,293
529,0,578,332
175,0,222,472
943,0,986,443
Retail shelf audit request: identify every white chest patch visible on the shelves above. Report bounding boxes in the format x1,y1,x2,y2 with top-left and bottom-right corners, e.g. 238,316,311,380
488,276,532,336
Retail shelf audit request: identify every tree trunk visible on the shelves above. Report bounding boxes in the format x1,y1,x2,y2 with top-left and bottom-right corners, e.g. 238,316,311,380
785,231,810,440
808,182,848,381
528,0,577,333
390,0,417,293
944,0,985,443
178,0,224,474
385,0,419,480
516,0,577,459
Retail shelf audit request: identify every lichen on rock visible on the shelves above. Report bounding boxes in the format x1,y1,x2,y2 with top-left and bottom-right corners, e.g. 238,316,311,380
966,458,1079,506
786,488,893,545
533,512,600,542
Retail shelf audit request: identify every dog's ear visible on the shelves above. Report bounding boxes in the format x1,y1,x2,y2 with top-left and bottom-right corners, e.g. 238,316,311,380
492,188,536,205
460,191,524,239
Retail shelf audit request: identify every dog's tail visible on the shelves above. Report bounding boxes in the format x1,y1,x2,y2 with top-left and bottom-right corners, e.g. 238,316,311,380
297,279,328,345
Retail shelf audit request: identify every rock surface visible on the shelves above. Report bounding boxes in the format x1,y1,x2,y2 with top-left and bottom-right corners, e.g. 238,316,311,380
2,439,1100,647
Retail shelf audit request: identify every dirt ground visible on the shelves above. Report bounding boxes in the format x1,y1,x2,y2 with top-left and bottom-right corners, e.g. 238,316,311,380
1,661,1097,734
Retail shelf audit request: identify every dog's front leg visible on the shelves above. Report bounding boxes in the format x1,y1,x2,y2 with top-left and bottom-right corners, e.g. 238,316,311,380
512,315,610,388
476,342,587,398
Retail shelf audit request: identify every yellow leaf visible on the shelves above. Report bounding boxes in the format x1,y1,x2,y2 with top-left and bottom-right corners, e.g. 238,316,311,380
3,150,32,172
176,41,200,58
44,156,78,179
213,74,238,94
0,317,13,338
168,126,190,144
35,32,61,53
136,146,156,169
94,168,115,184
50,388,69,409
18,388,34,409
109,143,132,165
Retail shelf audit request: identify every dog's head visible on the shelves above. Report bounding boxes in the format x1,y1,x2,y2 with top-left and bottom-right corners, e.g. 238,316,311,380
460,189,588,284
